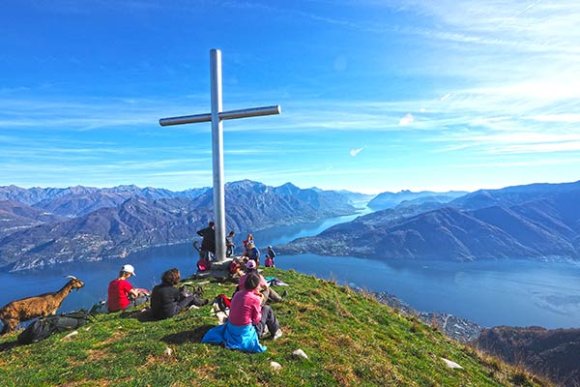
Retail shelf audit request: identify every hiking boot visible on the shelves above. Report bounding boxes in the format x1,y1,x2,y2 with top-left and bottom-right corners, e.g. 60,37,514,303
273,329,283,341
260,325,270,338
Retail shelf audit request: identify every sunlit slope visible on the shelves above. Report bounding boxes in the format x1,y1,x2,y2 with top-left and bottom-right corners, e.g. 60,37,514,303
0,268,547,386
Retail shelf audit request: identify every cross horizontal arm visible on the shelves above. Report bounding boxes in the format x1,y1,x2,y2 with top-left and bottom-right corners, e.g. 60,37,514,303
159,105,281,127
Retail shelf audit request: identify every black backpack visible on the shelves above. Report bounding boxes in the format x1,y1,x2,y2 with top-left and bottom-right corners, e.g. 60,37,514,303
17,310,90,345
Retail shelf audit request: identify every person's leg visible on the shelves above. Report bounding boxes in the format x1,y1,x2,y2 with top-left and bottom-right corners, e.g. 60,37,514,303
260,305,280,337
177,295,195,311
131,295,149,308
267,287,283,303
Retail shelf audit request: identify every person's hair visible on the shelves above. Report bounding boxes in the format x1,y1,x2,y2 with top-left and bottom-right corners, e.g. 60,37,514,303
209,221,215,227
244,273,261,290
228,230,235,236
162,268,180,285
119,271,130,278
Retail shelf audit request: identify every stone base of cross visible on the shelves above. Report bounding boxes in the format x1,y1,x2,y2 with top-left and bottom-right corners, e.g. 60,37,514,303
159,49,281,262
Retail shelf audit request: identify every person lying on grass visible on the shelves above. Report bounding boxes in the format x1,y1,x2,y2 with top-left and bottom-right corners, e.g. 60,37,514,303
201,272,282,353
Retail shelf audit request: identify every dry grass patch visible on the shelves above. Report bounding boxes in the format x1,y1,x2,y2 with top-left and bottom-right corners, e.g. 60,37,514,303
61,379,114,387
190,363,218,383
94,330,126,347
325,362,358,386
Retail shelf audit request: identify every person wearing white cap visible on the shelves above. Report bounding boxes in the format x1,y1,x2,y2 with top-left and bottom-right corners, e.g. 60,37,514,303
107,264,148,312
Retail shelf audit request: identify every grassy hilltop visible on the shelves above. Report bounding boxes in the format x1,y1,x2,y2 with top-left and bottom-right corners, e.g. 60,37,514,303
0,268,547,386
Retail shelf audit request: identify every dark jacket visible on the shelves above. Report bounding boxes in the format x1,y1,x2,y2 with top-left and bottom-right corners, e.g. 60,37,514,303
197,226,216,253
150,283,180,319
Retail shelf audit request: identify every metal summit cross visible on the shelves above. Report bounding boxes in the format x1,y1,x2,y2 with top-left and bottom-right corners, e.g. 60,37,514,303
159,49,281,262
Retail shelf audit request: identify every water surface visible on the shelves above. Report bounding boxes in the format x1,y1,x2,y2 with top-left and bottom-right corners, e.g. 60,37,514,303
1,209,579,329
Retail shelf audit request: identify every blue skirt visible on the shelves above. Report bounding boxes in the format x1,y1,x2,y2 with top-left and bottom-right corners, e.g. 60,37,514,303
201,322,266,353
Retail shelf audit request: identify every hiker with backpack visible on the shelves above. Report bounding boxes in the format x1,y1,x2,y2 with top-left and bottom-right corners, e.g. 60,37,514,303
107,264,149,313
150,268,206,320
202,272,282,353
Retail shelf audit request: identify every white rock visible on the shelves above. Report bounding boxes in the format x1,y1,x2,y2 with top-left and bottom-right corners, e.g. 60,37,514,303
270,361,282,371
441,357,463,369
62,330,78,340
292,349,309,359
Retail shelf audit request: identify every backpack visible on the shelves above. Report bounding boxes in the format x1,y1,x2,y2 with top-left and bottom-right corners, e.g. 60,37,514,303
17,310,90,345
215,294,231,312
197,257,211,272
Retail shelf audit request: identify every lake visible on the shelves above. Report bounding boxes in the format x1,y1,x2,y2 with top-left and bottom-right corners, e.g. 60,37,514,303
1,209,579,329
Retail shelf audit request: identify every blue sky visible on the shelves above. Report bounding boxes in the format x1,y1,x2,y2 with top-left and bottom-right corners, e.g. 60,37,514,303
1,0,579,194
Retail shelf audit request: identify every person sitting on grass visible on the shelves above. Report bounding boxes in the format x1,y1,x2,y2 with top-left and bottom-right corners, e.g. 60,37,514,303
228,257,245,282
237,260,283,303
107,264,149,313
150,268,197,320
201,273,282,353
243,242,260,266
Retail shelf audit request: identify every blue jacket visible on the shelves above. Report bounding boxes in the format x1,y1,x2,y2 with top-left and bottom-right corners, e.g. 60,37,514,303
247,247,260,261
201,321,266,353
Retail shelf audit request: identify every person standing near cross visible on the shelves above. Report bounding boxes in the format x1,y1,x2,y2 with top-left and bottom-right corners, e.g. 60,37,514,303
160,49,281,262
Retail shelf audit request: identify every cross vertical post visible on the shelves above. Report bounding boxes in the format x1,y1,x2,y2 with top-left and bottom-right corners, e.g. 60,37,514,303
159,49,281,263
210,49,226,263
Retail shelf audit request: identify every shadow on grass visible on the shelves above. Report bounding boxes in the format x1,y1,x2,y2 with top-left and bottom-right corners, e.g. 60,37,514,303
161,325,214,344
119,309,158,323
0,340,19,352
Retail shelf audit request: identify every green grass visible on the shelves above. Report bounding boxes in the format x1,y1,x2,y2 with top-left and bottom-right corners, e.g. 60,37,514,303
0,268,549,386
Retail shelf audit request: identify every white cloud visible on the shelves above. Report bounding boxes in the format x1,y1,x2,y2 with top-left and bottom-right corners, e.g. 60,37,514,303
349,147,364,157
528,114,580,123
399,113,414,126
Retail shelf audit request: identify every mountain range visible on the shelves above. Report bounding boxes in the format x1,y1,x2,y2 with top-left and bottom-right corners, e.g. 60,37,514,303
368,189,467,210
0,185,209,217
280,180,580,262
0,180,358,271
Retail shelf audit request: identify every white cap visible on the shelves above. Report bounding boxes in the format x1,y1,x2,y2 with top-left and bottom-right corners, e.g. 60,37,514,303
121,264,136,276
